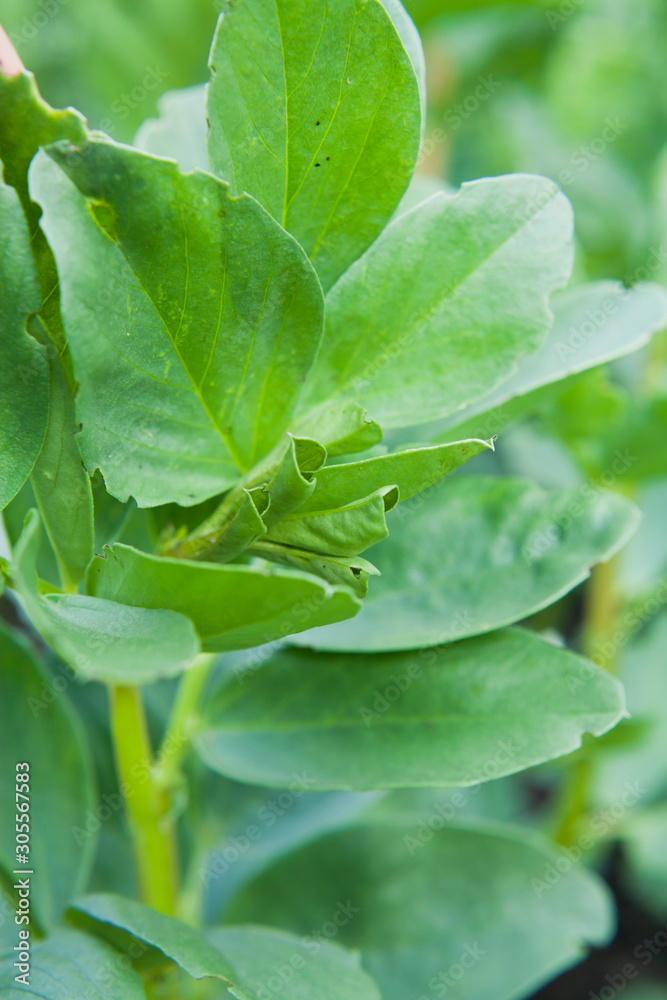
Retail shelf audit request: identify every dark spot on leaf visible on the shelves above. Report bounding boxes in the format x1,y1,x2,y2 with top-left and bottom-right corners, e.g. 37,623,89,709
326,156,330,161
315,163,321,167
316,121,320,125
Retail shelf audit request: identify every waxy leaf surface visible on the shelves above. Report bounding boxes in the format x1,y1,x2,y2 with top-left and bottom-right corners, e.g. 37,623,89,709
0,928,145,999
206,0,421,290
0,181,48,509
296,475,640,652
208,925,382,1000
30,140,324,507
73,893,234,981
12,510,200,684
29,346,94,590
196,629,625,790
228,820,615,1000
300,176,574,428
0,623,96,928
86,542,362,651
440,280,667,436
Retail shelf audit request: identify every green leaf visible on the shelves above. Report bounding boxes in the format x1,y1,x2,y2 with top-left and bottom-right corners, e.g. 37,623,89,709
294,400,383,457
86,541,362,652
298,438,493,512
11,510,201,684
29,138,324,507
0,623,96,929
0,71,87,364
72,895,381,999
299,175,574,428
195,628,625,790
249,542,380,599
379,0,427,124
0,927,145,999
227,820,615,1000
296,475,641,652
438,281,667,439
260,435,325,527
29,345,94,590
263,485,398,558
0,180,49,510
207,925,382,1000
72,893,234,981
206,0,421,291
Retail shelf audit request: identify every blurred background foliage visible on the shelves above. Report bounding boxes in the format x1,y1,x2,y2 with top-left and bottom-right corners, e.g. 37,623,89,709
4,0,667,994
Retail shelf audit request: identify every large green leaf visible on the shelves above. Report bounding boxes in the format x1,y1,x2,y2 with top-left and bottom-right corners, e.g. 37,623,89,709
438,281,667,439
227,820,615,1000
0,622,96,929
0,71,87,363
299,175,574,428
195,628,625,790
11,510,200,684
296,475,640,652
72,895,381,999
0,180,49,510
72,893,233,981
206,0,421,291
29,346,94,590
29,139,324,507
207,925,382,1000
0,927,145,998
86,542,362,651
379,0,427,123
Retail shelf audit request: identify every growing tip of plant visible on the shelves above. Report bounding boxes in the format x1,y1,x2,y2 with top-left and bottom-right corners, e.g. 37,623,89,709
0,23,23,77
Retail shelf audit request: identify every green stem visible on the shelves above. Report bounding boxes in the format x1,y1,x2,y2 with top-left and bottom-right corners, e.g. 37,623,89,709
553,556,622,846
154,654,216,794
109,685,179,915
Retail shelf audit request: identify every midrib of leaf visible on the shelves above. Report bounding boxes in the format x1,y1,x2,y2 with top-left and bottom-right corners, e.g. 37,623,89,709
204,710,615,734
328,186,563,398
226,257,274,467
101,220,247,472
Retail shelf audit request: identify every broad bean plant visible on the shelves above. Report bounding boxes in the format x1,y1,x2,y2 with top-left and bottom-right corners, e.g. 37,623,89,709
1,3,667,999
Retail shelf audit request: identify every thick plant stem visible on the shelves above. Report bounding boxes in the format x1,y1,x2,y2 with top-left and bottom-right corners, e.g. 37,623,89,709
109,685,179,915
